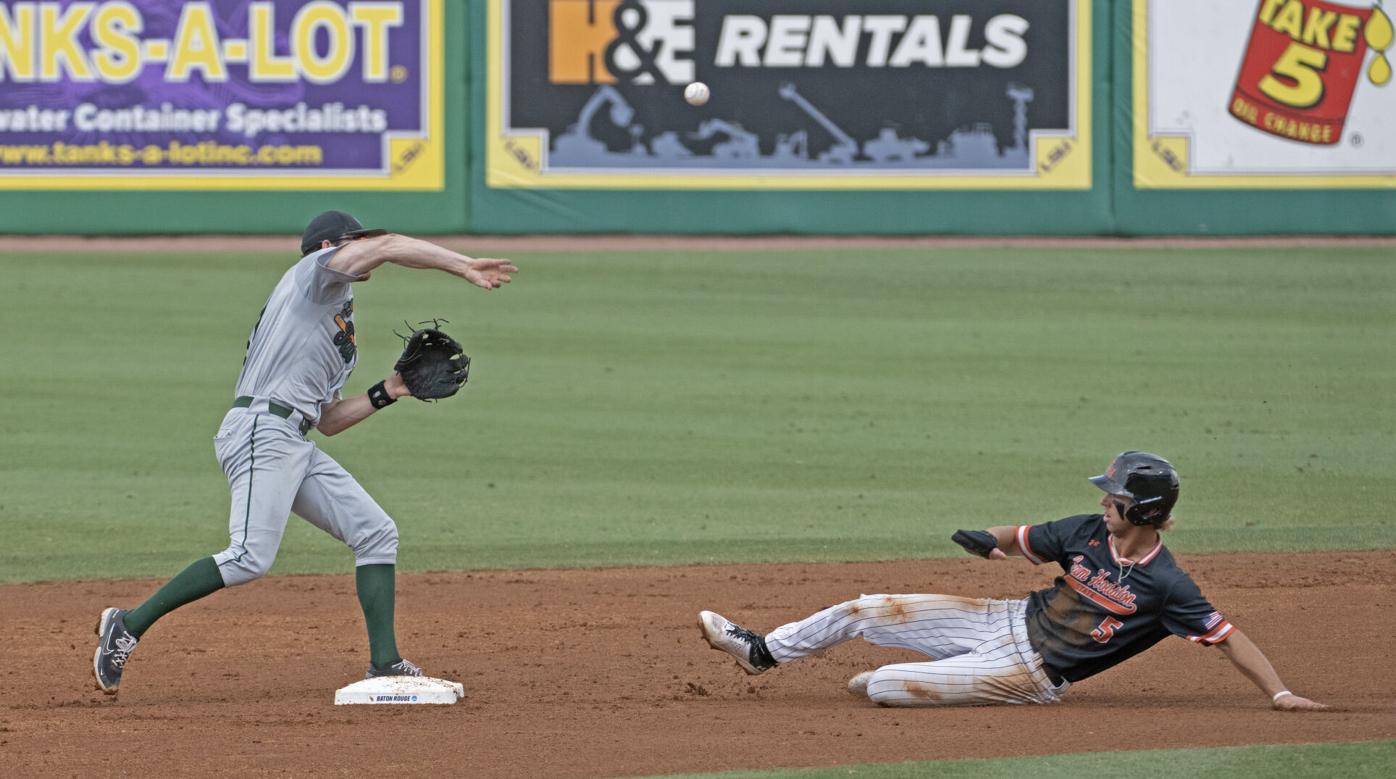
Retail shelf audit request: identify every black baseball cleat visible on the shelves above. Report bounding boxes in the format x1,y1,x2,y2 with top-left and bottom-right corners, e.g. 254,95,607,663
93,607,138,694
365,658,424,679
698,610,777,675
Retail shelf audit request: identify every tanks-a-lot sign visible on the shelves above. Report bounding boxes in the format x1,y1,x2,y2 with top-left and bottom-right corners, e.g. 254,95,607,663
0,0,442,191
487,0,1092,189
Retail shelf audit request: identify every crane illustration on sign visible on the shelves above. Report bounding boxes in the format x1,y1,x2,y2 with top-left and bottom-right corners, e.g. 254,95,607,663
553,85,638,159
777,83,860,164
546,82,1036,170
690,119,760,160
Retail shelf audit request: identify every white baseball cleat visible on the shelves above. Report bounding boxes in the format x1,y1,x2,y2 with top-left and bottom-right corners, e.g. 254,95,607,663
698,610,777,675
847,670,875,697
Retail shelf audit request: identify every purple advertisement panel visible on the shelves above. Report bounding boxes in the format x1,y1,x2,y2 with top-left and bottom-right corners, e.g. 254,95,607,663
0,0,442,189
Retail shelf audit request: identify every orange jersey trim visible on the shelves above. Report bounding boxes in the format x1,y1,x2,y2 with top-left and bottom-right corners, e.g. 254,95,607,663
1108,534,1164,567
1017,525,1045,565
1064,575,1139,616
1191,621,1235,645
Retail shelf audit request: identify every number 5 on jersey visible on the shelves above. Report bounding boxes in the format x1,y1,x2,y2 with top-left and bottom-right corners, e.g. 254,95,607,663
1091,617,1124,644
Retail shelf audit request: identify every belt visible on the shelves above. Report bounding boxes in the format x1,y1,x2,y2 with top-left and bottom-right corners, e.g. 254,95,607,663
233,396,312,435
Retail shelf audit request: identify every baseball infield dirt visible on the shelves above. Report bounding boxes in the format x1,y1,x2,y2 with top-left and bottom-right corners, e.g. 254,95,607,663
4,552,1394,777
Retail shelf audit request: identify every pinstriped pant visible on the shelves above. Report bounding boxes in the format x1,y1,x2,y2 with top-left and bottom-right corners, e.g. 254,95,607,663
764,594,1069,707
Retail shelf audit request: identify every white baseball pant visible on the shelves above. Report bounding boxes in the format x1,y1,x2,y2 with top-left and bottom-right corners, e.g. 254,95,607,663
764,594,1069,706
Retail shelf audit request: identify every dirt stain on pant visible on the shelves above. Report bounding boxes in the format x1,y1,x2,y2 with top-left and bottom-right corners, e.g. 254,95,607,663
884,596,910,622
904,681,942,703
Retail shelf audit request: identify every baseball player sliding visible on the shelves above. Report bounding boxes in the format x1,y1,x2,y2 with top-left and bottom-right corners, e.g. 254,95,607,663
700,452,1326,711
93,211,518,694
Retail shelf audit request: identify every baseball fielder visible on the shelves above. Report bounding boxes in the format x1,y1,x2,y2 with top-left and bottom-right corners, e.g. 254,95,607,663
93,211,517,694
700,452,1326,711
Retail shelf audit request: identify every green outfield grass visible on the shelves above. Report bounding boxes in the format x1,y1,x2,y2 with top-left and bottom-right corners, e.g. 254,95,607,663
647,740,1396,779
1,246,1392,582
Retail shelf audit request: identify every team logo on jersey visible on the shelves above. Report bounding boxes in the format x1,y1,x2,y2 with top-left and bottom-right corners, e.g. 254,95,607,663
332,299,356,363
1067,556,1138,615
549,0,696,85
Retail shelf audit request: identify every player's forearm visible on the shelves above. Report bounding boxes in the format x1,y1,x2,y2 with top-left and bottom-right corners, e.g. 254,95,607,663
377,235,479,278
316,375,410,436
1217,628,1328,710
328,234,475,279
1216,628,1288,698
984,526,1023,555
315,396,378,436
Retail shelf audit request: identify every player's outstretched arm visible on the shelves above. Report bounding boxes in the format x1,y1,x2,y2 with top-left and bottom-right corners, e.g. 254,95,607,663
1215,628,1328,711
315,373,411,437
327,234,518,290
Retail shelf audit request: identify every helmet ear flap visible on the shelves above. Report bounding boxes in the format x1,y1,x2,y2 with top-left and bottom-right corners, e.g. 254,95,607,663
1124,496,1168,526
1124,502,1156,526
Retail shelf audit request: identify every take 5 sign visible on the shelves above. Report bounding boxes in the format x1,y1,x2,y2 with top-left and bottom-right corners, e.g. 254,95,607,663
1230,0,1392,144
0,1,443,190
1136,0,1396,188
488,0,1093,190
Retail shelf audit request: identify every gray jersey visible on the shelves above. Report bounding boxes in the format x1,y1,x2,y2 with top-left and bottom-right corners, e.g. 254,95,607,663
213,245,398,590
234,246,362,424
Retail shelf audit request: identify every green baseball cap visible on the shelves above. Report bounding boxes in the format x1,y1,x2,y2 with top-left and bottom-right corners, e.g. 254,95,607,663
300,210,387,257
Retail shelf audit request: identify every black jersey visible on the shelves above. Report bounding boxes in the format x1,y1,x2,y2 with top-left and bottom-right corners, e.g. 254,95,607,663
1017,514,1234,683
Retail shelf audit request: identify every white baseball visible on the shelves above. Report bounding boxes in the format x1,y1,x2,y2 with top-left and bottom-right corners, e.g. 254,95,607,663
684,82,710,106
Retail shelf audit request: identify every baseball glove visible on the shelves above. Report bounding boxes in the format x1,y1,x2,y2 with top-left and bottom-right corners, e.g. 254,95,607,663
951,529,1000,559
394,321,470,401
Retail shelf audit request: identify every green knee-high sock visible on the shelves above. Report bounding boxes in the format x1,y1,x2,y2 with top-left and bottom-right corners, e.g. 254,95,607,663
123,556,226,638
356,564,401,668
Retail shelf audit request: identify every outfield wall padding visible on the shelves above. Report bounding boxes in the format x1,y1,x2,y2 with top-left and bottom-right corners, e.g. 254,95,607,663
0,0,1391,235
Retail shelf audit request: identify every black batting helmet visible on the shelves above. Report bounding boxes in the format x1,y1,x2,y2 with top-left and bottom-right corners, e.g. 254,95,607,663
1089,451,1179,527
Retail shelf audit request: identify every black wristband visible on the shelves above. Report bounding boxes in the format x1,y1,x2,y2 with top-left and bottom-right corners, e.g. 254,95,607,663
368,380,396,409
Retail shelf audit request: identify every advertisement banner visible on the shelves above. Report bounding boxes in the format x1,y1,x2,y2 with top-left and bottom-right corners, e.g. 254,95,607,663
488,0,1092,189
1135,0,1396,188
0,0,443,190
